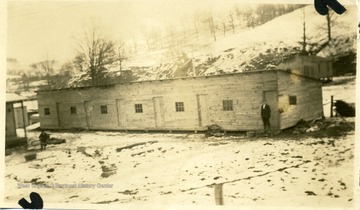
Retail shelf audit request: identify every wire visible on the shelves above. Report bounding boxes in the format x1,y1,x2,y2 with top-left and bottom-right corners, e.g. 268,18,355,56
8,3,81,19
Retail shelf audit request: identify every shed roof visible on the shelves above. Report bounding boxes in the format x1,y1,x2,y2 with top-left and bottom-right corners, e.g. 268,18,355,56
6,93,27,103
37,69,320,93
291,55,332,62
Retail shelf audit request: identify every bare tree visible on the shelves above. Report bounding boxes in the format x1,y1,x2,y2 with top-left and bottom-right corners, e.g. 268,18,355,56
325,11,337,42
21,73,30,91
313,10,337,54
29,58,56,88
229,14,235,34
50,61,75,88
142,27,162,51
180,16,190,41
223,21,226,37
142,28,152,51
192,11,200,40
117,41,127,73
131,38,138,54
206,14,217,41
73,21,117,86
165,23,177,48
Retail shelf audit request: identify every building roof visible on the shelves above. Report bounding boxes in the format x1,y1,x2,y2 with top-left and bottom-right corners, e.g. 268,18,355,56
6,93,27,103
291,55,332,62
37,69,320,93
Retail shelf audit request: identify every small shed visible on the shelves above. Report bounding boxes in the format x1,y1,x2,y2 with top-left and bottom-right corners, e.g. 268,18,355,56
6,93,28,148
37,70,323,133
278,55,333,81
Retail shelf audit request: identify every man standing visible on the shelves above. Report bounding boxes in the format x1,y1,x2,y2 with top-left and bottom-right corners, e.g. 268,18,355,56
39,130,49,150
260,101,271,133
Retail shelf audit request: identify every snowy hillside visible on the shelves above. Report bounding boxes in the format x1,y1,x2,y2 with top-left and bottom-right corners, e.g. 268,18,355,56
121,5,357,81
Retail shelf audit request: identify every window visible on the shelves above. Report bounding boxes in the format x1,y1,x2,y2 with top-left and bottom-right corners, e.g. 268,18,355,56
175,102,185,112
70,106,77,115
135,104,143,113
100,105,108,114
223,100,233,111
289,96,297,105
44,108,50,115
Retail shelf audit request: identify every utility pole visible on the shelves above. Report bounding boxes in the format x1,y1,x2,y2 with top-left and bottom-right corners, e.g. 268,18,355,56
302,8,307,54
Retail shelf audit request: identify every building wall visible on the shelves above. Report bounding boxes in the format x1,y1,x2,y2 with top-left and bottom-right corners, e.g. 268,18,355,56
278,56,333,79
278,57,302,74
277,71,323,129
14,106,28,128
57,101,87,128
38,71,280,131
38,103,60,129
6,103,16,138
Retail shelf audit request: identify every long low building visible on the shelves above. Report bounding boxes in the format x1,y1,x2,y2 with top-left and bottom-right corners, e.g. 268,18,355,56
37,70,323,132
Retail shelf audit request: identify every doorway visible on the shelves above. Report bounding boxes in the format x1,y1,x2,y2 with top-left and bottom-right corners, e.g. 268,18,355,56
153,97,164,127
84,101,93,128
263,91,279,131
116,99,126,127
197,94,209,128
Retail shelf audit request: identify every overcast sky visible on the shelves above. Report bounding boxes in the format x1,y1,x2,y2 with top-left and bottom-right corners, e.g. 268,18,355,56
6,0,231,67
6,0,353,68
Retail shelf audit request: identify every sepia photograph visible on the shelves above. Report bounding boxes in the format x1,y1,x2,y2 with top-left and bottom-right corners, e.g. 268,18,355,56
3,0,358,209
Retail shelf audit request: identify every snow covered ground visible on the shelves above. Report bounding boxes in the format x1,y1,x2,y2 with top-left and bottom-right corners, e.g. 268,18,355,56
4,129,356,209
3,77,357,209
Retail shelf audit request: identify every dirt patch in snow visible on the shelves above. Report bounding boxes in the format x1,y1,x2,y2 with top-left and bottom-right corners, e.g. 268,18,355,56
276,117,355,140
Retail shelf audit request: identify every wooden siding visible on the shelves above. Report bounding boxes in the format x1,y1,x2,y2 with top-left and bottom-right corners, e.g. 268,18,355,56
277,71,323,129
121,99,156,129
38,103,59,129
38,71,282,131
57,102,87,128
38,71,323,131
278,56,333,79
6,104,16,137
14,106,28,128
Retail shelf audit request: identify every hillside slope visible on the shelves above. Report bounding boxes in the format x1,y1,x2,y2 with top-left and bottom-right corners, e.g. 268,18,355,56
121,5,357,81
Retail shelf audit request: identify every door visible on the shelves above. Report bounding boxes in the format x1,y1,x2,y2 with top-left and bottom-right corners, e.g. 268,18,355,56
153,97,164,127
84,101,93,128
263,91,279,131
56,102,63,127
197,94,209,127
6,103,16,137
116,99,126,127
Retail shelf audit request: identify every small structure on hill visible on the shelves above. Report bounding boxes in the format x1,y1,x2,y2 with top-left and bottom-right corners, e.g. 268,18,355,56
278,55,333,81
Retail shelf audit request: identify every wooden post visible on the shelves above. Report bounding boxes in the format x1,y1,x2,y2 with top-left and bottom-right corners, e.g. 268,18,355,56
214,184,224,205
20,101,27,138
330,95,334,118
